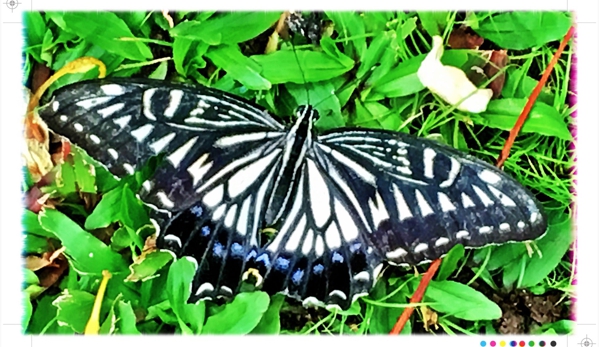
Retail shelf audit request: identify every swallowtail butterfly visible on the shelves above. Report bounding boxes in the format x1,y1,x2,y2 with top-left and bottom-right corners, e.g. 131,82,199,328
39,77,547,310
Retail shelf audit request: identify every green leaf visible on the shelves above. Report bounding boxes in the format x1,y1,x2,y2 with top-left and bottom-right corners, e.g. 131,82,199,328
252,50,354,84
367,278,412,334
326,11,366,57
85,186,123,229
61,12,152,61
72,149,97,194
39,208,127,274
52,289,96,333
418,11,449,36
202,292,270,334
166,257,204,334
436,244,465,281
421,280,502,321
23,234,52,254
515,213,573,288
149,61,169,80
357,30,394,79
474,12,572,49
475,98,572,140
117,300,141,334
251,293,284,334
502,66,555,106
171,12,281,45
127,250,173,282
24,12,45,61
205,45,271,90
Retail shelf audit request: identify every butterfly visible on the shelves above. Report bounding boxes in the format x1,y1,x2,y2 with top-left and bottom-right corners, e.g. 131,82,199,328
38,77,547,310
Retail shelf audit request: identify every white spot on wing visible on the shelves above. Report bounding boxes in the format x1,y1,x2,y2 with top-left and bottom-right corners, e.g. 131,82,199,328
301,229,314,255
325,223,341,249
315,235,325,257
478,169,502,185
499,223,510,232
415,190,434,216
187,153,212,186
285,215,306,252
149,132,176,154
392,184,413,220
386,247,407,259
123,163,135,174
435,237,449,247
461,193,475,208
101,84,125,95
167,136,198,168
368,191,390,230
59,115,68,122
479,226,492,234
212,204,226,221
196,282,214,296
156,191,175,209
414,243,428,253
97,103,125,118
51,101,59,111
473,185,494,207
164,90,183,118
73,123,83,132
353,271,370,282
456,230,470,239
236,197,251,236
423,147,436,179
203,185,224,208
328,290,347,301
108,148,119,160
517,221,526,229
215,132,282,147
89,134,101,144
439,157,461,188
308,160,331,228
76,96,112,109
224,204,237,228
164,234,182,248
334,199,359,242
142,88,157,120
487,185,516,207
131,123,154,143
113,115,132,129
437,192,456,212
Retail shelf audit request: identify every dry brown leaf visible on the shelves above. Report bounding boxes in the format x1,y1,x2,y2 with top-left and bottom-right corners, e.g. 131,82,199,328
420,305,439,331
448,26,484,49
485,49,509,99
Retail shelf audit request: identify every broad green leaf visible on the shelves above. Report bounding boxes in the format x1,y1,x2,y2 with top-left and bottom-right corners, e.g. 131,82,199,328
24,12,45,61
320,36,356,68
514,214,573,288
475,98,572,140
251,294,285,334
127,250,173,282
326,11,366,57
39,208,127,274
397,17,417,40
61,12,152,61
72,149,97,194
502,66,555,105
534,319,575,334
85,186,123,229
171,12,281,45
166,257,200,334
23,210,56,239
202,291,270,334
205,45,271,90
418,11,449,37
474,12,572,49
367,278,412,334
148,61,168,80
117,300,141,334
420,280,502,321
52,289,96,333
436,244,465,281
357,30,394,79
23,295,33,332
252,50,354,84
23,234,52,254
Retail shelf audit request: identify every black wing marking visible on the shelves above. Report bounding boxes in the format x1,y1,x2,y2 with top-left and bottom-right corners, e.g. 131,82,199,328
39,78,286,214
314,130,547,265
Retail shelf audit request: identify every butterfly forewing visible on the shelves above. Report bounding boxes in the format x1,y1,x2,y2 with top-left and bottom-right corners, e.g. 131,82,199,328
314,130,547,265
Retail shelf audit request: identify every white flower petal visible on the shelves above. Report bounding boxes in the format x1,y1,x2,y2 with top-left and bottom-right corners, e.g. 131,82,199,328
417,36,492,114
